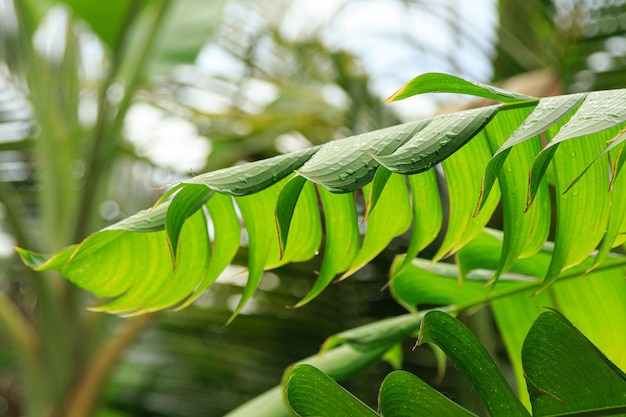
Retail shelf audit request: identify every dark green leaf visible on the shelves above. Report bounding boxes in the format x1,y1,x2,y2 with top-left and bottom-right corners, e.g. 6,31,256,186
297,121,427,193
283,364,379,417
165,184,213,266
418,311,530,416
363,166,392,221
275,175,308,255
379,370,477,417
522,311,626,416
374,106,500,175
185,147,318,195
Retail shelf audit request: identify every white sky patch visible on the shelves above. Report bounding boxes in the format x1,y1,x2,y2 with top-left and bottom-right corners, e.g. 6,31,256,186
176,85,232,114
124,103,211,173
278,0,498,119
0,0,18,35
0,231,15,258
33,5,68,65
320,83,350,109
279,0,346,41
215,264,248,286
275,131,312,153
238,78,280,114
196,43,247,77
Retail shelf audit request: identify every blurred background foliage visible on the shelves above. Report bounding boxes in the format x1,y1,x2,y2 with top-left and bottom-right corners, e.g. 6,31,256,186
0,0,626,416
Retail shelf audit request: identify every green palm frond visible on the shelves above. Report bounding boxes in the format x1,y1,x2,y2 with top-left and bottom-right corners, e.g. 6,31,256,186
17,73,626,317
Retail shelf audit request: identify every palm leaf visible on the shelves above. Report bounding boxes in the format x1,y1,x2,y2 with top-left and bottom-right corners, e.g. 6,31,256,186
17,73,626,315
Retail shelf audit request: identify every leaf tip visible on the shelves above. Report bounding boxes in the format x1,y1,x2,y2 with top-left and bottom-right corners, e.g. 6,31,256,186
15,247,47,270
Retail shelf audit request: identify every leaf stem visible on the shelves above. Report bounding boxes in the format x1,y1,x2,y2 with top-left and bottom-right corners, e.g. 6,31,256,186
452,256,626,313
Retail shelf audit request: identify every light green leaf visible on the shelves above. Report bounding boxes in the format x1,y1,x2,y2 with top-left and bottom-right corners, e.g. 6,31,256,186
434,128,500,261
522,311,626,417
418,311,530,417
231,182,285,321
592,144,626,263
278,180,322,264
172,192,241,311
340,173,411,279
394,170,443,268
563,128,626,193
529,90,626,206
384,72,535,103
491,291,552,409
399,169,442,271
482,106,551,280
283,364,380,417
478,94,585,211
94,209,211,314
616,145,626,180
379,370,478,417
295,186,359,307
23,207,212,314
538,127,612,290
441,230,626,406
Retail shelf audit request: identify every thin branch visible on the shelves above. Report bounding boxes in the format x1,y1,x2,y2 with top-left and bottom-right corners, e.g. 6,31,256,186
453,256,626,313
63,314,154,417
0,292,38,359
0,182,36,250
